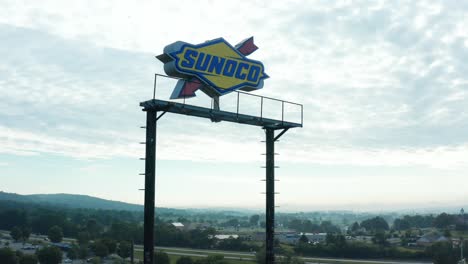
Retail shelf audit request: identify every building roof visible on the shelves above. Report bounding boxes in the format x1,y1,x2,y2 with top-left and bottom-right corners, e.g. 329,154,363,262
417,233,448,243
215,235,239,240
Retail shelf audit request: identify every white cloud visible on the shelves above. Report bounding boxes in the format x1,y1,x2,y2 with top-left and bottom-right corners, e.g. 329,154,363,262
1,0,468,169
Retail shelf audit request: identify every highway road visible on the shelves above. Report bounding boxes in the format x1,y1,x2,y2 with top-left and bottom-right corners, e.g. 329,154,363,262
135,246,433,264
2,231,433,264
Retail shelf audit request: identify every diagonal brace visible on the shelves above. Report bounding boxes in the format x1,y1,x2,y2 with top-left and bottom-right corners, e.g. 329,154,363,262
156,111,167,121
274,128,289,142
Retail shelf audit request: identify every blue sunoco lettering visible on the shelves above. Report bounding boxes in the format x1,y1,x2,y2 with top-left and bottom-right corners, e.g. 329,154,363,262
178,48,263,83
194,53,211,71
223,60,237,77
235,62,249,80
181,49,198,68
247,65,260,82
207,56,225,74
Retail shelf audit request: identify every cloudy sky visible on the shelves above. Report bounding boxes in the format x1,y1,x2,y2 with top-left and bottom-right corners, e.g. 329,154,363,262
1,0,468,211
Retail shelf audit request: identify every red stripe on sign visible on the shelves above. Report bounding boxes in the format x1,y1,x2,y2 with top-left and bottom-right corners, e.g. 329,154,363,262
237,38,258,56
180,78,202,97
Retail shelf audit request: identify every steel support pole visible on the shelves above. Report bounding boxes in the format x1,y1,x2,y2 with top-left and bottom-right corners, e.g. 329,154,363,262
131,240,134,264
144,110,157,264
265,128,275,264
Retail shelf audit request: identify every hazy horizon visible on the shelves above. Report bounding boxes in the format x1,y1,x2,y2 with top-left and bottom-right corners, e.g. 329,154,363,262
3,190,466,215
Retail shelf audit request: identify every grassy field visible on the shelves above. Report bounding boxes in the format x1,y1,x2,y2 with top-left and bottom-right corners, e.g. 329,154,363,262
451,230,468,239
133,248,426,264
134,250,256,264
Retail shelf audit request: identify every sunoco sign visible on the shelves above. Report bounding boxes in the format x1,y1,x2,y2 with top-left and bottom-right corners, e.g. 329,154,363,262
157,37,268,99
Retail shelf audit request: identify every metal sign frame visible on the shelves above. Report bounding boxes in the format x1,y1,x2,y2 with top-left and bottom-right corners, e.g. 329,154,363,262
140,74,302,264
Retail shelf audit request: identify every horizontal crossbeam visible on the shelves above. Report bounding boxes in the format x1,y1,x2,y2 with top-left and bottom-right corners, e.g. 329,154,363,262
140,99,302,129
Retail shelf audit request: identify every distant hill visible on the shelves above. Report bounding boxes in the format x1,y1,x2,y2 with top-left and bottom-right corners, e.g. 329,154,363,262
0,191,143,211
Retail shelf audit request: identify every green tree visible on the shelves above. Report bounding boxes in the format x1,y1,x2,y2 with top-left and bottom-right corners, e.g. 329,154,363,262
372,232,388,246
276,245,304,264
249,215,260,226
288,219,303,231
350,222,360,232
89,257,101,264
47,226,63,243
325,233,346,248
393,218,411,231
154,251,170,264
298,234,308,244
92,240,109,258
77,231,90,245
117,241,132,259
86,219,101,239
67,244,79,260
177,256,194,264
37,246,62,264
21,227,31,243
101,238,117,254
19,254,38,264
427,242,457,264
444,229,451,237
11,226,22,242
255,248,266,264
360,217,389,232
78,245,89,260
320,221,340,233
223,219,239,228
0,247,18,264
433,213,455,229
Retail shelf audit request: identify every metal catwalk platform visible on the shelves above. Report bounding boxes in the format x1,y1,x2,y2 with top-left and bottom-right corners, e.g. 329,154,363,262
140,99,302,129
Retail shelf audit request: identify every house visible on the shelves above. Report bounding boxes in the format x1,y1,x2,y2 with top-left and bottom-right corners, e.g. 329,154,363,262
387,237,402,245
354,235,374,243
276,232,300,244
214,234,239,240
416,233,448,247
275,232,328,245
171,222,184,230
51,242,72,251
304,233,327,244
452,238,462,247
250,232,265,241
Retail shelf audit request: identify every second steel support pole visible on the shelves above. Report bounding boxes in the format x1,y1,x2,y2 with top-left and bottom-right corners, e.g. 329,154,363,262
265,128,275,264
144,110,157,264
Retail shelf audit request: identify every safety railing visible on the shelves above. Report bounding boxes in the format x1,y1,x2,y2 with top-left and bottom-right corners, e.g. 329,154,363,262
152,73,303,127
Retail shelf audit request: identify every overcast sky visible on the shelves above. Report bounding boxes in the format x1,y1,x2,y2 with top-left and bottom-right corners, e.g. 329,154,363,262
1,0,468,212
